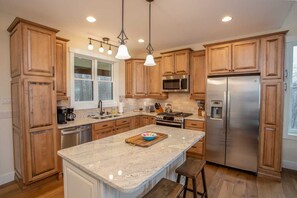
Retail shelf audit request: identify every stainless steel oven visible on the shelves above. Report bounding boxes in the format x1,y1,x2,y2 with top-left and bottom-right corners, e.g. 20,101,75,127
162,75,189,92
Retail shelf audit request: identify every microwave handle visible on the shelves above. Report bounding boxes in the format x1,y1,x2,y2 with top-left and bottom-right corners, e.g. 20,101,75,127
180,79,182,90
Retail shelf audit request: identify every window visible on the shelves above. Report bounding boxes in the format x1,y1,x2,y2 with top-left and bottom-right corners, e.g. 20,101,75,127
284,41,297,138
70,48,119,109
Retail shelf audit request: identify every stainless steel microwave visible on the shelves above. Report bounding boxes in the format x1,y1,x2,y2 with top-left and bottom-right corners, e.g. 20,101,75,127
162,75,189,92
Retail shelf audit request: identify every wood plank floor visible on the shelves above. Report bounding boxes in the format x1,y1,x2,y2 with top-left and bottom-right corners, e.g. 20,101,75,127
0,163,296,198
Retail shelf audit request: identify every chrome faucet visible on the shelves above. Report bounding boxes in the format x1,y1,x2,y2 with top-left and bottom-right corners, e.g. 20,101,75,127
98,100,104,115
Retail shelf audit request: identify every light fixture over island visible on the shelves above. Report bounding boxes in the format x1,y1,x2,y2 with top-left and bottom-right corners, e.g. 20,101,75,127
58,125,204,198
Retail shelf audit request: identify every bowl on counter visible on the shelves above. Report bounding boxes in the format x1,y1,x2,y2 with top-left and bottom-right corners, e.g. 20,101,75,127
141,132,157,141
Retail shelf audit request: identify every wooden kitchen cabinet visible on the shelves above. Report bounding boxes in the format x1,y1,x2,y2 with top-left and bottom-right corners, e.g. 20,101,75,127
92,120,115,140
206,39,260,75
258,81,283,180
261,34,284,80
185,120,205,159
131,116,140,129
125,59,167,99
190,50,206,100
56,37,69,100
114,117,132,134
147,58,168,99
125,59,147,98
8,18,59,186
161,49,191,76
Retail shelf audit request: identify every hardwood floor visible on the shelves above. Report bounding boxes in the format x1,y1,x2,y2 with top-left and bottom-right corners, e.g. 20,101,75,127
0,164,296,198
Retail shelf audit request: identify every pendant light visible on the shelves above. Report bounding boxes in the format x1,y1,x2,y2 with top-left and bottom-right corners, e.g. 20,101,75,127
88,38,94,50
144,0,156,66
115,0,131,60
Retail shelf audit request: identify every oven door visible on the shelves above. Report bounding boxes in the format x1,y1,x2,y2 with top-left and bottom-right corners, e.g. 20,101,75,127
156,120,183,128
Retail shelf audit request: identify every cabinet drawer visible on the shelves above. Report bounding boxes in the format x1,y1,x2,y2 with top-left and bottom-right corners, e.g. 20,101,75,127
114,124,131,134
187,138,204,156
92,126,114,140
93,121,114,131
115,118,131,126
185,120,204,130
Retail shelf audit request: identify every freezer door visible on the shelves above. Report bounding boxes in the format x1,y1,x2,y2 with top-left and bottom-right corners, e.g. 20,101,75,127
226,76,260,172
206,77,227,165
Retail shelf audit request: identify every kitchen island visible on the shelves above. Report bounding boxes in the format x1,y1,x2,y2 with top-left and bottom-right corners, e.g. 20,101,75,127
58,125,204,198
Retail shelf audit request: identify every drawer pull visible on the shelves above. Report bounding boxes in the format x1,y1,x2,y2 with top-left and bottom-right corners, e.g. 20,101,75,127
191,123,197,126
102,124,108,127
192,146,197,148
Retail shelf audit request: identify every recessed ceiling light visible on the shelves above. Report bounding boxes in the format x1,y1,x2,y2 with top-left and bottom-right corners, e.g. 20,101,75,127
222,16,232,22
138,39,145,43
86,16,96,23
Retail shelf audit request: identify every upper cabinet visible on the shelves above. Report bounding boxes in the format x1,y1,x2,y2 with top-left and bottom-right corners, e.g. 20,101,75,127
56,37,69,100
147,58,168,99
190,50,206,100
261,34,284,80
8,18,59,78
125,59,167,99
161,49,191,76
206,39,260,75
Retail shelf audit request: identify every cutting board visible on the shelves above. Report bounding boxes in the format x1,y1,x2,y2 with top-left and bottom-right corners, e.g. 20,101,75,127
125,132,168,147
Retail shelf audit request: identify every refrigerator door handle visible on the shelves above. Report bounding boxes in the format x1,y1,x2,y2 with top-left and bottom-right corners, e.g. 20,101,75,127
223,91,227,131
227,91,231,134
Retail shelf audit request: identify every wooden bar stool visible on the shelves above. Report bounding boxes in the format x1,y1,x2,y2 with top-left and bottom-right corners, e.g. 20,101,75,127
142,178,183,198
175,158,208,198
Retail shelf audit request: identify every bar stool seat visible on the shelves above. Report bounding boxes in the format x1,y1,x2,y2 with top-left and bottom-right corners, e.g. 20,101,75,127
175,158,208,198
142,178,183,198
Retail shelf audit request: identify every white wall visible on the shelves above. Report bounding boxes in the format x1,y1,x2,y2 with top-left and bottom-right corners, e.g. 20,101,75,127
281,2,297,171
0,11,15,186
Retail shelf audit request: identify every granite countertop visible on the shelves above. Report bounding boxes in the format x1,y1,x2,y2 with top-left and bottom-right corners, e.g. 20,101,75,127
58,111,158,129
58,125,205,193
184,114,206,121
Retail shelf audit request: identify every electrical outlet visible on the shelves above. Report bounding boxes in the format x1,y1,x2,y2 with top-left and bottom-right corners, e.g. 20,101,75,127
1,98,11,105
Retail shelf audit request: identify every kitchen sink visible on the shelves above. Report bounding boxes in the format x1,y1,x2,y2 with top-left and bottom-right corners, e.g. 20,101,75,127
90,114,122,120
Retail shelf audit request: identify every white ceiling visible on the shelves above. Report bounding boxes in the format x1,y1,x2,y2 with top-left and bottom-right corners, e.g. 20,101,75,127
0,0,293,55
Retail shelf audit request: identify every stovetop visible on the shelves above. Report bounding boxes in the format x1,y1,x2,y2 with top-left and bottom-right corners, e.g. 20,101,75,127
157,112,193,118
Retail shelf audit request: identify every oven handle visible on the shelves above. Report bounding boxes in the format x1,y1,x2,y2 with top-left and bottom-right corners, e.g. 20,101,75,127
156,120,182,127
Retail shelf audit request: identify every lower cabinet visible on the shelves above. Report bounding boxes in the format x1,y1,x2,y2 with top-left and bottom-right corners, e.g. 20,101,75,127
131,116,140,129
114,118,132,134
140,115,155,127
92,121,115,140
185,120,205,159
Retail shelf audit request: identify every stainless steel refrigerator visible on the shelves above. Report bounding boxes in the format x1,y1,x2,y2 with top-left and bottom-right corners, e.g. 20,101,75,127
206,75,260,172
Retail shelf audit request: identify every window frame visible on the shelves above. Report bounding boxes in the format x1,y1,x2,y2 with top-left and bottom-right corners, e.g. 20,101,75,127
284,40,297,140
69,48,119,110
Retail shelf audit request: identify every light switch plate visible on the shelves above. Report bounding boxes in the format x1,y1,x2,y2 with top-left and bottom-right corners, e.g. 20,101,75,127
1,98,11,105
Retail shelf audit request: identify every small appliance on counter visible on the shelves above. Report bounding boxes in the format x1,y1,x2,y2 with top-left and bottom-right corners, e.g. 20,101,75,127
66,108,76,121
57,106,67,124
145,105,155,112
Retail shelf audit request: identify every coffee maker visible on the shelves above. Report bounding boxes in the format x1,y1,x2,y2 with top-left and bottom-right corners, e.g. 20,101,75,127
57,106,67,124
66,108,76,121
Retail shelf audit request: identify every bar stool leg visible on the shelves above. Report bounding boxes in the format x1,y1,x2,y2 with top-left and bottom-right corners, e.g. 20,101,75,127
176,174,181,183
183,177,188,198
201,168,208,198
192,178,198,198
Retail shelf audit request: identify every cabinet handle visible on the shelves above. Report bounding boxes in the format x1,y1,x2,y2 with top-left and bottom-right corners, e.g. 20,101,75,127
53,80,55,91
52,66,55,77
191,123,197,126
102,124,108,127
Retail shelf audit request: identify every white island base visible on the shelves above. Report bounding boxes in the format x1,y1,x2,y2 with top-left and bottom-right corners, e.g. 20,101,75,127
63,154,185,198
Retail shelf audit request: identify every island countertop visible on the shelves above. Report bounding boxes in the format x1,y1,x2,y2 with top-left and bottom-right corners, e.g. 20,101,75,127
58,125,204,194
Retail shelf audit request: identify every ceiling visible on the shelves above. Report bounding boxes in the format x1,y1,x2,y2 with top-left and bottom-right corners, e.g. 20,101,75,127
0,0,294,55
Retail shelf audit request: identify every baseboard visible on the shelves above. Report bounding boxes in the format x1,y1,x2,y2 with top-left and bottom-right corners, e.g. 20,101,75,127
0,171,15,186
282,160,297,171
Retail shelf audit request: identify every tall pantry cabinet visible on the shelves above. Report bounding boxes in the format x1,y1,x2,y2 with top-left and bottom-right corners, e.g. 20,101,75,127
8,18,59,186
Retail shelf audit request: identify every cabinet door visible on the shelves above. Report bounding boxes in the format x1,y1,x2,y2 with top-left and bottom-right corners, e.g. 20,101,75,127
207,44,231,75
114,124,130,134
140,116,149,127
259,81,282,175
24,78,56,129
125,60,133,97
22,24,56,77
92,127,114,140
162,53,175,75
148,116,156,124
10,25,22,77
134,60,147,97
232,39,260,72
261,35,284,80
131,116,140,129
28,128,57,182
175,50,190,74
147,58,167,98
56,38,67,99
190,51,206,99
